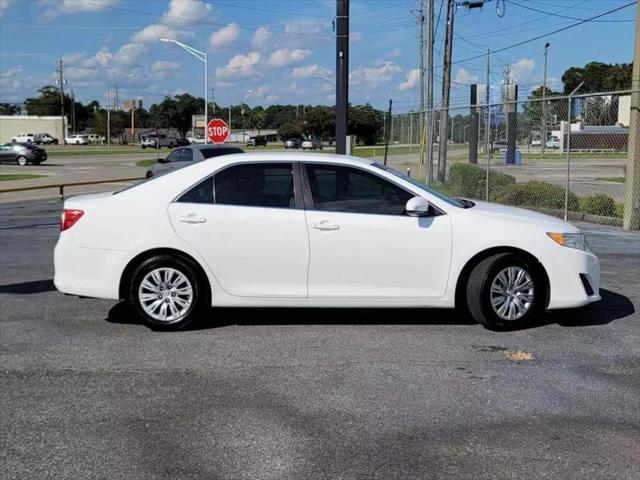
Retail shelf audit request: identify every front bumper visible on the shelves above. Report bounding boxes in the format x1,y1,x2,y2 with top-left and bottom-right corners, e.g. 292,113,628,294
542,246,601,309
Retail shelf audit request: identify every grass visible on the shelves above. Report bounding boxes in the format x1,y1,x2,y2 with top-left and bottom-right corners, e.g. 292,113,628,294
596,177,625,183
0,174,47,181
49,148,148,157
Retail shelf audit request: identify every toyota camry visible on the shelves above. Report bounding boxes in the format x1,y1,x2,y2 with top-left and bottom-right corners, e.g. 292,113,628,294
54,153,600,330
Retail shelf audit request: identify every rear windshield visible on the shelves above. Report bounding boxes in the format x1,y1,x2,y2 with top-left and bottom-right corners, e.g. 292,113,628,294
200,147,244,159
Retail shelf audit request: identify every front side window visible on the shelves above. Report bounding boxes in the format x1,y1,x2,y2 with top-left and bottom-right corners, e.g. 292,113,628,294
164,150,180,163
215,163,294,209
305,164,413,215
177,149,193,162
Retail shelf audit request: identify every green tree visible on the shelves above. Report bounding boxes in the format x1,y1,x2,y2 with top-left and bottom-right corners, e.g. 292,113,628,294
301,106,334,140
250,107,267,134
25,86,72,117
348,105,382,145
0,103,19,115
277,121,304,139
561,62,633,94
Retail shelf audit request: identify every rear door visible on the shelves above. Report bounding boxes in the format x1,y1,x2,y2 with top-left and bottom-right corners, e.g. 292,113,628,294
168,162,309,298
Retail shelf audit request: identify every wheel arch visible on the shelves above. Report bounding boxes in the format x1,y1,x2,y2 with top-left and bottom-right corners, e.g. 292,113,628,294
454,246,550,311
119,247,212,303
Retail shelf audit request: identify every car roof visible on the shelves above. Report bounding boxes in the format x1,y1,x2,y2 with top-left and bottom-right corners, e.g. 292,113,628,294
201,151,374,166
189,144,244,151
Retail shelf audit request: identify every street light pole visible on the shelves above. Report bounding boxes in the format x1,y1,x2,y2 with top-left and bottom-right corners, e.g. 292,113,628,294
106,74,134,149
542,42,550,156
161,38,208,143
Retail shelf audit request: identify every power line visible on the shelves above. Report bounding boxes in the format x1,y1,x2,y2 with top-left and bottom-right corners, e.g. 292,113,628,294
506,0,635,23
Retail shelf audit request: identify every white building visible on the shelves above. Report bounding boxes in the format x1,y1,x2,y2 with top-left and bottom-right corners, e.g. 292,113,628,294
0,115,68,143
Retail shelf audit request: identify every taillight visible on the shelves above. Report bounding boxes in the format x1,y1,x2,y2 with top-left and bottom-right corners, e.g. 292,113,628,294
61,209,84,232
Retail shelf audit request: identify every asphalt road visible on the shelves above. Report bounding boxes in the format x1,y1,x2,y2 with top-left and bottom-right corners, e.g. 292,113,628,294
1,200,639,480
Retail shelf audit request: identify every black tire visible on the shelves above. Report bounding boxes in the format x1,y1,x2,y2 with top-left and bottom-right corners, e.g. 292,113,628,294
53,139,59,145
145,171,154,179
128,255,208,331
16,156,28,167
466,253,542,330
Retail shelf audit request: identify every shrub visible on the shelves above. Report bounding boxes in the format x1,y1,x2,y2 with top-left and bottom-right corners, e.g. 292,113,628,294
446,164,516,201
504,181,579,211
579,194,616,217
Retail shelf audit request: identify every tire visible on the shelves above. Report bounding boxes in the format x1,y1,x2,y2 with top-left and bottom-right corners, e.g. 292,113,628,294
128,255,208,330
466,253,542,330
53,139,59,145
16,156,28,167
145,171,154,179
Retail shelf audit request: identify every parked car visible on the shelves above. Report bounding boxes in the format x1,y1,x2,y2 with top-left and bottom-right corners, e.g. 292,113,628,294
11,133,35,144
0,143,47,165
530,138,542,147
546,136,561,149
490,140,508,154
54,152,600,331
186,133,205,144
66,134,90,145
33,133,59,145
302,139,323,150
284,138,302,149
87,134,104,144
247,135,268,147
145,144,244,178
141,134,179,149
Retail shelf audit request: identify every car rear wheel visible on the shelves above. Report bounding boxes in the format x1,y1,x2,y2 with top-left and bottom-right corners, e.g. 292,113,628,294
145,171,154,179
466,253,542,330
129,255,207,330
16,156,28,166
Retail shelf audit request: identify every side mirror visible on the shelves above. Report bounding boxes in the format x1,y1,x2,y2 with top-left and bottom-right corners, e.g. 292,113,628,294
157,158,166,164
405,196,430,217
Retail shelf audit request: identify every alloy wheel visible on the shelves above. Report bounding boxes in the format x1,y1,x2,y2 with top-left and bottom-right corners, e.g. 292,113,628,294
490,266,534,321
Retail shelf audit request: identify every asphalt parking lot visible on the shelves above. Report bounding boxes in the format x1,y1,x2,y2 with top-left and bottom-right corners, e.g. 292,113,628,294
1,199,639,479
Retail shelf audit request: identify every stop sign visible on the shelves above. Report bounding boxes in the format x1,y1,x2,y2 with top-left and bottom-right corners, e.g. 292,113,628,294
207,118,230,144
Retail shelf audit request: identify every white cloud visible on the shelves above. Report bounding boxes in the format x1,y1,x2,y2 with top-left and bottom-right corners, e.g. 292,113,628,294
454,67,479,85
509,58,536,85
133,24,178,43
41,0,119,21
0,0,11,17
291,64,331,79
246,86,272,99
215,52,261,79
386,48,402,58
350,32,362,42
251,26,272,50
114,43,148,66
399,68,419,91
209,23,240,50
277,21,328,49
267,48,312,67
151,61,180,73
349,61,401,87
163,0,213,26
65,66,98,81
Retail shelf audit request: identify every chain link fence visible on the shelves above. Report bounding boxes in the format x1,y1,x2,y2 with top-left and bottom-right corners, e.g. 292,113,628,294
387,89,637,228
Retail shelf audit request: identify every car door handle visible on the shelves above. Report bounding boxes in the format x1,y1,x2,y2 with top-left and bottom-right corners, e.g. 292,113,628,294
179,214,207,224
311,221,340,231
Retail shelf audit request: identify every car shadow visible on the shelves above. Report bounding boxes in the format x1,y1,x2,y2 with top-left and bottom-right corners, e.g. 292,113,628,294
105,288,634,332
0,279,56,294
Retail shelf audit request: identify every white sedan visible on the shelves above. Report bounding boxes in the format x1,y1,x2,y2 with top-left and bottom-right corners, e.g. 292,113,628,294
54,153,600,331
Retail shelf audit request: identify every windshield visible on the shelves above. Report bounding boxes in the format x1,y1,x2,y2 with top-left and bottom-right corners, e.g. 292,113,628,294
372,162,466,208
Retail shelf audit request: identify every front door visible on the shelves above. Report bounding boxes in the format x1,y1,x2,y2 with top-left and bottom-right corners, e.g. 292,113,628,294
302,163,452,299
169,162,309,298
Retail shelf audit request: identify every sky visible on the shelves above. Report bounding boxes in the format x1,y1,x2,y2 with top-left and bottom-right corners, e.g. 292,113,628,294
0,0,636,112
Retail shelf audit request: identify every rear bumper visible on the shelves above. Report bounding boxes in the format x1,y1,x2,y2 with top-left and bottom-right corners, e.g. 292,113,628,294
542,246,601,309
54,234,129,300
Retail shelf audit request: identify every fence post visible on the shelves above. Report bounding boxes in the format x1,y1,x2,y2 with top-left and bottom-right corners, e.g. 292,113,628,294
485,103,491,202
564,82,584,221
58,183,64,201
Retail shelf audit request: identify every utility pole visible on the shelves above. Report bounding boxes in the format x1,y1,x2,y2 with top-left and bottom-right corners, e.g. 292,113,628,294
335,0,349,154
437,0,455,183
542,42,550,156
71,90,75,134
383,99,393,166
425,0,435,182
211,88,216,116
623,1,640,230
417,0,425,136
485,48,491,202
57,59,66,145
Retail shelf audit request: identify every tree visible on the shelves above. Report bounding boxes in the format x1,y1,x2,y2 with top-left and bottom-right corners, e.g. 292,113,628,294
0,103,19,115
348,105,382,145
301,106,334,140
277,121,304,139
25,86,72,117
561,62,633,94
250,107,267,134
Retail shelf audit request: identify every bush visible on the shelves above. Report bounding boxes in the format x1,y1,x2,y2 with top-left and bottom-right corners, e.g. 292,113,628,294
446,164,516,201
579,194,616,217
504,181,579,211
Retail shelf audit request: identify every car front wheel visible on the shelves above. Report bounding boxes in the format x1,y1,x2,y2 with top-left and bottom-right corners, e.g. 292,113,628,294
466,253,542,330
16,156,28,166
129,255,207,330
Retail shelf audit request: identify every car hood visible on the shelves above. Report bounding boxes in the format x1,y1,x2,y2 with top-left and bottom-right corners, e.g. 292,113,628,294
466,200,580,232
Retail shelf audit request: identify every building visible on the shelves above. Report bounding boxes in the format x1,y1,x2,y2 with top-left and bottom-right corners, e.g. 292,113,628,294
0,115,68,143
553,121,628,151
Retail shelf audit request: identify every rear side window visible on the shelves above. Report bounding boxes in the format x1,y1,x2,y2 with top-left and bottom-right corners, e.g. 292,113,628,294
215,163,294,209
201,147,243,159
305,164,412,215
177,177,213,204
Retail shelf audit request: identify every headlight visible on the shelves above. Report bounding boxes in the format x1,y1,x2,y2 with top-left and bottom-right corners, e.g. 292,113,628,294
547,232,588,251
